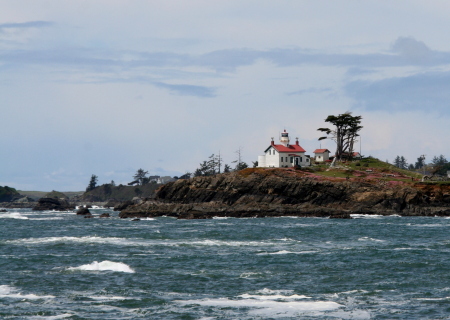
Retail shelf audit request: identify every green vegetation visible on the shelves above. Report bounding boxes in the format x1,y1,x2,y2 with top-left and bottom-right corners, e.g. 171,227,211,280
318,112,363,161
18,191,83,201
311,157,422,180
0,186,19,202
81,183,160,202
44,190,69,199
86,174,98,192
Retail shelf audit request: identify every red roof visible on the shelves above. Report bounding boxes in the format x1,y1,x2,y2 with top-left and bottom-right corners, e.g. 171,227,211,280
266,144,306,153
313,149,330,153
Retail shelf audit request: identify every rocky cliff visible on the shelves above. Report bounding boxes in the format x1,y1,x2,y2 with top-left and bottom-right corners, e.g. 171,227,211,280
119,168,450,219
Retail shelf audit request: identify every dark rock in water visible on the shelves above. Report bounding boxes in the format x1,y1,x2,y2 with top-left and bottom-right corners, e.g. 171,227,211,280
99,213,110,218
33,197,75,211
131,218,140,221
114,200,133,211
104,199,120,208
329,213,352,219
0,209,7,212
85,205,92,209
84,215,94,218
76,207,91,215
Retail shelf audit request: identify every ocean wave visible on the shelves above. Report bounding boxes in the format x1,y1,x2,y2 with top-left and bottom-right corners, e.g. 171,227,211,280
177,295,341,317
257,250,317,255
0,212,28,219
29,314,74,320
351,214,384,219
67,261,135,273
358,236,385,242
5,236,131,246
0,285,54,300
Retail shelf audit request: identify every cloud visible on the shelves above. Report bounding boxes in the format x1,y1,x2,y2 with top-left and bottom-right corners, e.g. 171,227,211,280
346,71,450,112
0,21,53,30
391,36,432,63
286,87,334,96
153,82,216,97
2,36,450,81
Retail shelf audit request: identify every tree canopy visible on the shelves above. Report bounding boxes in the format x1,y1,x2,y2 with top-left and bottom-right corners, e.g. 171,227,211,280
86,174,98,192
318,112,363,162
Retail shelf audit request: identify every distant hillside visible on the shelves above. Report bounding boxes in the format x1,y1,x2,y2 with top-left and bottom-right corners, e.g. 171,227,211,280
0,186,20,202
18,191,84,201
81,183,161,202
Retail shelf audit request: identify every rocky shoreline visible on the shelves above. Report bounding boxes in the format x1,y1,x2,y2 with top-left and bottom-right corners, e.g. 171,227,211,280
118,169,450,219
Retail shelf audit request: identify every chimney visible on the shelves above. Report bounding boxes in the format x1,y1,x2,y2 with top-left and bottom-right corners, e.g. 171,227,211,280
271,137,275,146
295,137,299,146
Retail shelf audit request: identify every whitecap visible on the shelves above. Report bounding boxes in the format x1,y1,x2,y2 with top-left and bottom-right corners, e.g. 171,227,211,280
88,295,135,301
351,214,383,219
67,260,135,273
415,297,450,301
177,297,341,317
239,293,310,300
29,314,74,320
257,250,317,255
0,212,28,219
358,236,385,242
0,285,54,299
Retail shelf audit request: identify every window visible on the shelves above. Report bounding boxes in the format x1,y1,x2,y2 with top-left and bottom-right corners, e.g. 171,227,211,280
300,157,302,162
290,157,293,163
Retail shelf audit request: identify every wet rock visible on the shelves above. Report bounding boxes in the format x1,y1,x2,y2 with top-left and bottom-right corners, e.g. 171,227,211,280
99,213,110,218
33,198,75,211
118,169,450,219
76,207,91,215
114,200,133,211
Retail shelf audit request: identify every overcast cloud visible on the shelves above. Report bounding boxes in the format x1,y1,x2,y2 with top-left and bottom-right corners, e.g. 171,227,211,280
2,0,450,191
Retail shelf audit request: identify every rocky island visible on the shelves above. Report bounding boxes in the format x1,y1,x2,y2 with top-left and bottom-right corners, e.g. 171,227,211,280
119,162,450,219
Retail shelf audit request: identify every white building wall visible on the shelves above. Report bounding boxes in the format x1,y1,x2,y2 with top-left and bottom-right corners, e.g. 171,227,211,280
257,155,266,167
257,149,311,168
264,148,280,167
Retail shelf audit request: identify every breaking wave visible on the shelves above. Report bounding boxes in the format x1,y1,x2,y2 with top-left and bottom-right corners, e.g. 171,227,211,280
67,261,135,273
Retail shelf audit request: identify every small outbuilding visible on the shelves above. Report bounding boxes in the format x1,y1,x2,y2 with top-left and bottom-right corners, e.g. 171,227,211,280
313,149,331,163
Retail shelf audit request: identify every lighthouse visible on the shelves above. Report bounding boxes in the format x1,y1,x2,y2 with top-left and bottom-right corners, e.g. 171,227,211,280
257,129,310,168
280,129,290,147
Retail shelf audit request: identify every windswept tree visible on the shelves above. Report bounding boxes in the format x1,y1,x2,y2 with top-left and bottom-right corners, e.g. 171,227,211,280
431,154,449,175
194,153,223,177
133,168,149,185
318,112,363,162
394,156,408,169
232,147,248,171
415,155,426,169
86,174,98,192
223,164,232,173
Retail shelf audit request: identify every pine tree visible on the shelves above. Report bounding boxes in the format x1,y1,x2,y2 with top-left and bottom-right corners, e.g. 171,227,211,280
86,174,98,192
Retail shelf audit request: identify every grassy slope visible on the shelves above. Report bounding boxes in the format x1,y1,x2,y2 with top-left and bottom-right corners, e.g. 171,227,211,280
18,191,84,200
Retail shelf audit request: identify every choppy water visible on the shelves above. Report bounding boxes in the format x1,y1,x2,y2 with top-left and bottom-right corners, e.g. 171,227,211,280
1,208,450,319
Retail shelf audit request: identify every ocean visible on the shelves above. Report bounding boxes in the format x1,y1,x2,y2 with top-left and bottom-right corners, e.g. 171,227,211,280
1,208,449,319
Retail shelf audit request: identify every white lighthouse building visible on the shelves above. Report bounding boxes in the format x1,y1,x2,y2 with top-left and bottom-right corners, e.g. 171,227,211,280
257,130,310,168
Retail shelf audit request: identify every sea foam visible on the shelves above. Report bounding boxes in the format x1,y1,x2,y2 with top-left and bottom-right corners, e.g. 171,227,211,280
0,285,54,299
0,212,28,219
68,261,135,273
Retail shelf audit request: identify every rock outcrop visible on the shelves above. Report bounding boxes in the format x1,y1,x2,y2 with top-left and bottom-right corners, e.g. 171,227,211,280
119,169,450,219
76,207,91,215
33,197,75,211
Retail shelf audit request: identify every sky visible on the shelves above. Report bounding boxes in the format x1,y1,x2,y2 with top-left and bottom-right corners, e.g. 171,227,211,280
2,1,450,191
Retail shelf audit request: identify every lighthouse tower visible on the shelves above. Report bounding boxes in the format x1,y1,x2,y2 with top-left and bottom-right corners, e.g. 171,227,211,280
280,129,290,147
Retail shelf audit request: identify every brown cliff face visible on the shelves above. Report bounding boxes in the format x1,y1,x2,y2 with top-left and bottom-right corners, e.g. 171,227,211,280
119,169,450,219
